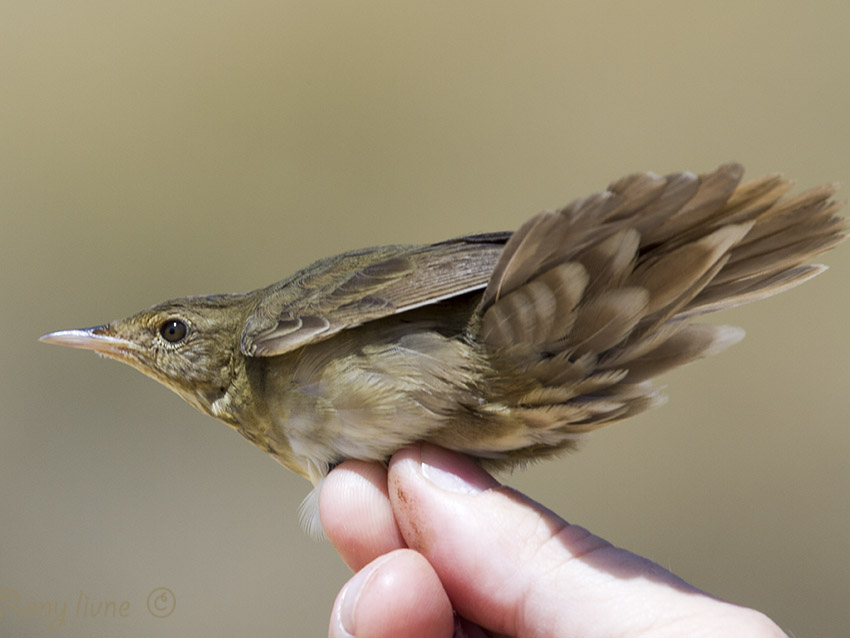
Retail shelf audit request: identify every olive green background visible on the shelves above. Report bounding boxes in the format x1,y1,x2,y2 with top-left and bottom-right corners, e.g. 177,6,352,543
2,2,848,636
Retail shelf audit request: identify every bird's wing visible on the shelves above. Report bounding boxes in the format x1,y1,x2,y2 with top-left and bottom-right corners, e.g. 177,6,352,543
241,233,509,356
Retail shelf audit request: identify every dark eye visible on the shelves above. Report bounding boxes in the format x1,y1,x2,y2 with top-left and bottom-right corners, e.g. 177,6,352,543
159,319,188,343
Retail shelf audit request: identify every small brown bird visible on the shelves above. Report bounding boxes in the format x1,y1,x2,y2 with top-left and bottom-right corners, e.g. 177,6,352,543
41,163,847,532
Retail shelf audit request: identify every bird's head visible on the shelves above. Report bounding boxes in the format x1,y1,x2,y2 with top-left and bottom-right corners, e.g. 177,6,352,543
41,294,253,418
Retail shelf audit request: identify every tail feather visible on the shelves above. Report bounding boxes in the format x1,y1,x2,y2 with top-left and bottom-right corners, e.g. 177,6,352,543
682,264,827,318
632,255,730,338
642,163,744,243
578,228,640,298
527,351,595,386
628,222,753,314
610,324,746,384
569,288,649,356
480,261,588,348
471,163,847,455
608,170,696,230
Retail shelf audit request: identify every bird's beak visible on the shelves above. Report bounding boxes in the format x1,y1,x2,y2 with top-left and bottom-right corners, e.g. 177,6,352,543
39,326,136,357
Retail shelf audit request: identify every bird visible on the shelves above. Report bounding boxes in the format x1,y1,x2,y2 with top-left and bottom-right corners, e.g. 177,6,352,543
40,163,848,533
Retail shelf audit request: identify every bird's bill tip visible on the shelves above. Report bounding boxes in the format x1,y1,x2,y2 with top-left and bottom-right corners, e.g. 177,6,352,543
39,326,134,354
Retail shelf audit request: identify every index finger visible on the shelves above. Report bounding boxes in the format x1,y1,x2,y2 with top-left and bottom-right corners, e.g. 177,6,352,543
320,459,407,571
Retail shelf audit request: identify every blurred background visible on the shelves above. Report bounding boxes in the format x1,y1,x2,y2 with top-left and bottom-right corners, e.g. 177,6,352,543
2,2,848,636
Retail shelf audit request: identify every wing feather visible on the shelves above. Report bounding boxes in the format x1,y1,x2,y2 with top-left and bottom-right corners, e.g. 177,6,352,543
242,236,508,356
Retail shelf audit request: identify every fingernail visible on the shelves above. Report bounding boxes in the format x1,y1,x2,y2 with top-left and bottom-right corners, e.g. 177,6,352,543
335,555,390,637
419,443,499,494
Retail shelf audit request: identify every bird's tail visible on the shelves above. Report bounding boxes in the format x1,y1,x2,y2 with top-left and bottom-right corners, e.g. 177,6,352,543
468,163,847,461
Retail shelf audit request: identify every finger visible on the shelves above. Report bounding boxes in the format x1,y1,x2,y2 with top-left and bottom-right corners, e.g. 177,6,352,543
320,459,406,571
388,444,771,638
328,548,453,638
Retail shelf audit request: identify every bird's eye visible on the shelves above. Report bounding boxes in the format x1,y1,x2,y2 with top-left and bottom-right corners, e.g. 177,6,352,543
159,319,188,343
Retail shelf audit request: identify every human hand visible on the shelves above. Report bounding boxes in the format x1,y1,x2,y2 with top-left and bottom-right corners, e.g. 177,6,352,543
320,443,786,638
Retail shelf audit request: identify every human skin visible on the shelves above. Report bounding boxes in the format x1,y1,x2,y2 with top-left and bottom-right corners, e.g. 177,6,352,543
320,443,787,638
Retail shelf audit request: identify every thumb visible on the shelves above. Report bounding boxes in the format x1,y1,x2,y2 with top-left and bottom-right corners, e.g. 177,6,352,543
387,444,780,638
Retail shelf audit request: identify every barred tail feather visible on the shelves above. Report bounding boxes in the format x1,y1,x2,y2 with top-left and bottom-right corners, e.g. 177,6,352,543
473,163,848,459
